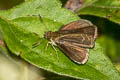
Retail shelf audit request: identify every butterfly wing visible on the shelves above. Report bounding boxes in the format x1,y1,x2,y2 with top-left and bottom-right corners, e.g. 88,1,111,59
59,19,94,31
57,43,89,64
55,20,97,48
55,26,97,48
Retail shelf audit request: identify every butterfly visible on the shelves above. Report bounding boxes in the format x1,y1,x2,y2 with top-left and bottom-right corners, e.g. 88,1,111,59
44,19,97,64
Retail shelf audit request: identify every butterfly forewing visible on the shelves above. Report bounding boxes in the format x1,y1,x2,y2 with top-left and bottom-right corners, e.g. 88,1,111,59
55,33,94,48
59,19,93,31
58,20,97,48
55,25,97,48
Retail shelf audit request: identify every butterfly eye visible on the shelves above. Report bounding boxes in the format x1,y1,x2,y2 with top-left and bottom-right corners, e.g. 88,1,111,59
44,31,52,39
44,32,48,39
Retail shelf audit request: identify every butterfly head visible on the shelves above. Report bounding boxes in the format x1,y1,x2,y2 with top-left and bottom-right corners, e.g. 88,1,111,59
44,31,53,40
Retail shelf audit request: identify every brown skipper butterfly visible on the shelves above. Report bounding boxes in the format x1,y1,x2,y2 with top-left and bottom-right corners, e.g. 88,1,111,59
44,19,97,64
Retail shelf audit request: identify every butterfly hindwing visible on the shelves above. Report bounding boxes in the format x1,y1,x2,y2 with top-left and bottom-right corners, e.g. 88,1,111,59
57,43,89,64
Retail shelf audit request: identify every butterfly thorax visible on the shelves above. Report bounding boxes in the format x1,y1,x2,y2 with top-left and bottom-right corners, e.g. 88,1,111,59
44,31,61,40
44,30,78,40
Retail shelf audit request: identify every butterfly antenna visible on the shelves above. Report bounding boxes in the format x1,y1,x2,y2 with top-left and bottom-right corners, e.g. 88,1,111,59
38,14,43,22
32,14,47,48
38,14,49,31
34,14,60,63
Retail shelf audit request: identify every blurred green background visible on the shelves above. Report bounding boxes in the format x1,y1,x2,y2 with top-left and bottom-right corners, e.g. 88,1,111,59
0,0,24,10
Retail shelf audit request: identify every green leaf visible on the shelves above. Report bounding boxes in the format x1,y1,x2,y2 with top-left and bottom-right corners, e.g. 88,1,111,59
0,0,79,24
0,0,120,80
98,35,120,61
0,34,44,80
77,0,120,24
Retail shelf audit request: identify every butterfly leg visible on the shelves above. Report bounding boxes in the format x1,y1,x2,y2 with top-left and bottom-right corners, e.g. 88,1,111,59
45,42,49,50
49,39,60,63
50,43,60,64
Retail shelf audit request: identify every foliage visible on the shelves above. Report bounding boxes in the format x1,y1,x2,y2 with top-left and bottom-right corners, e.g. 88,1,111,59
0,0,120,80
